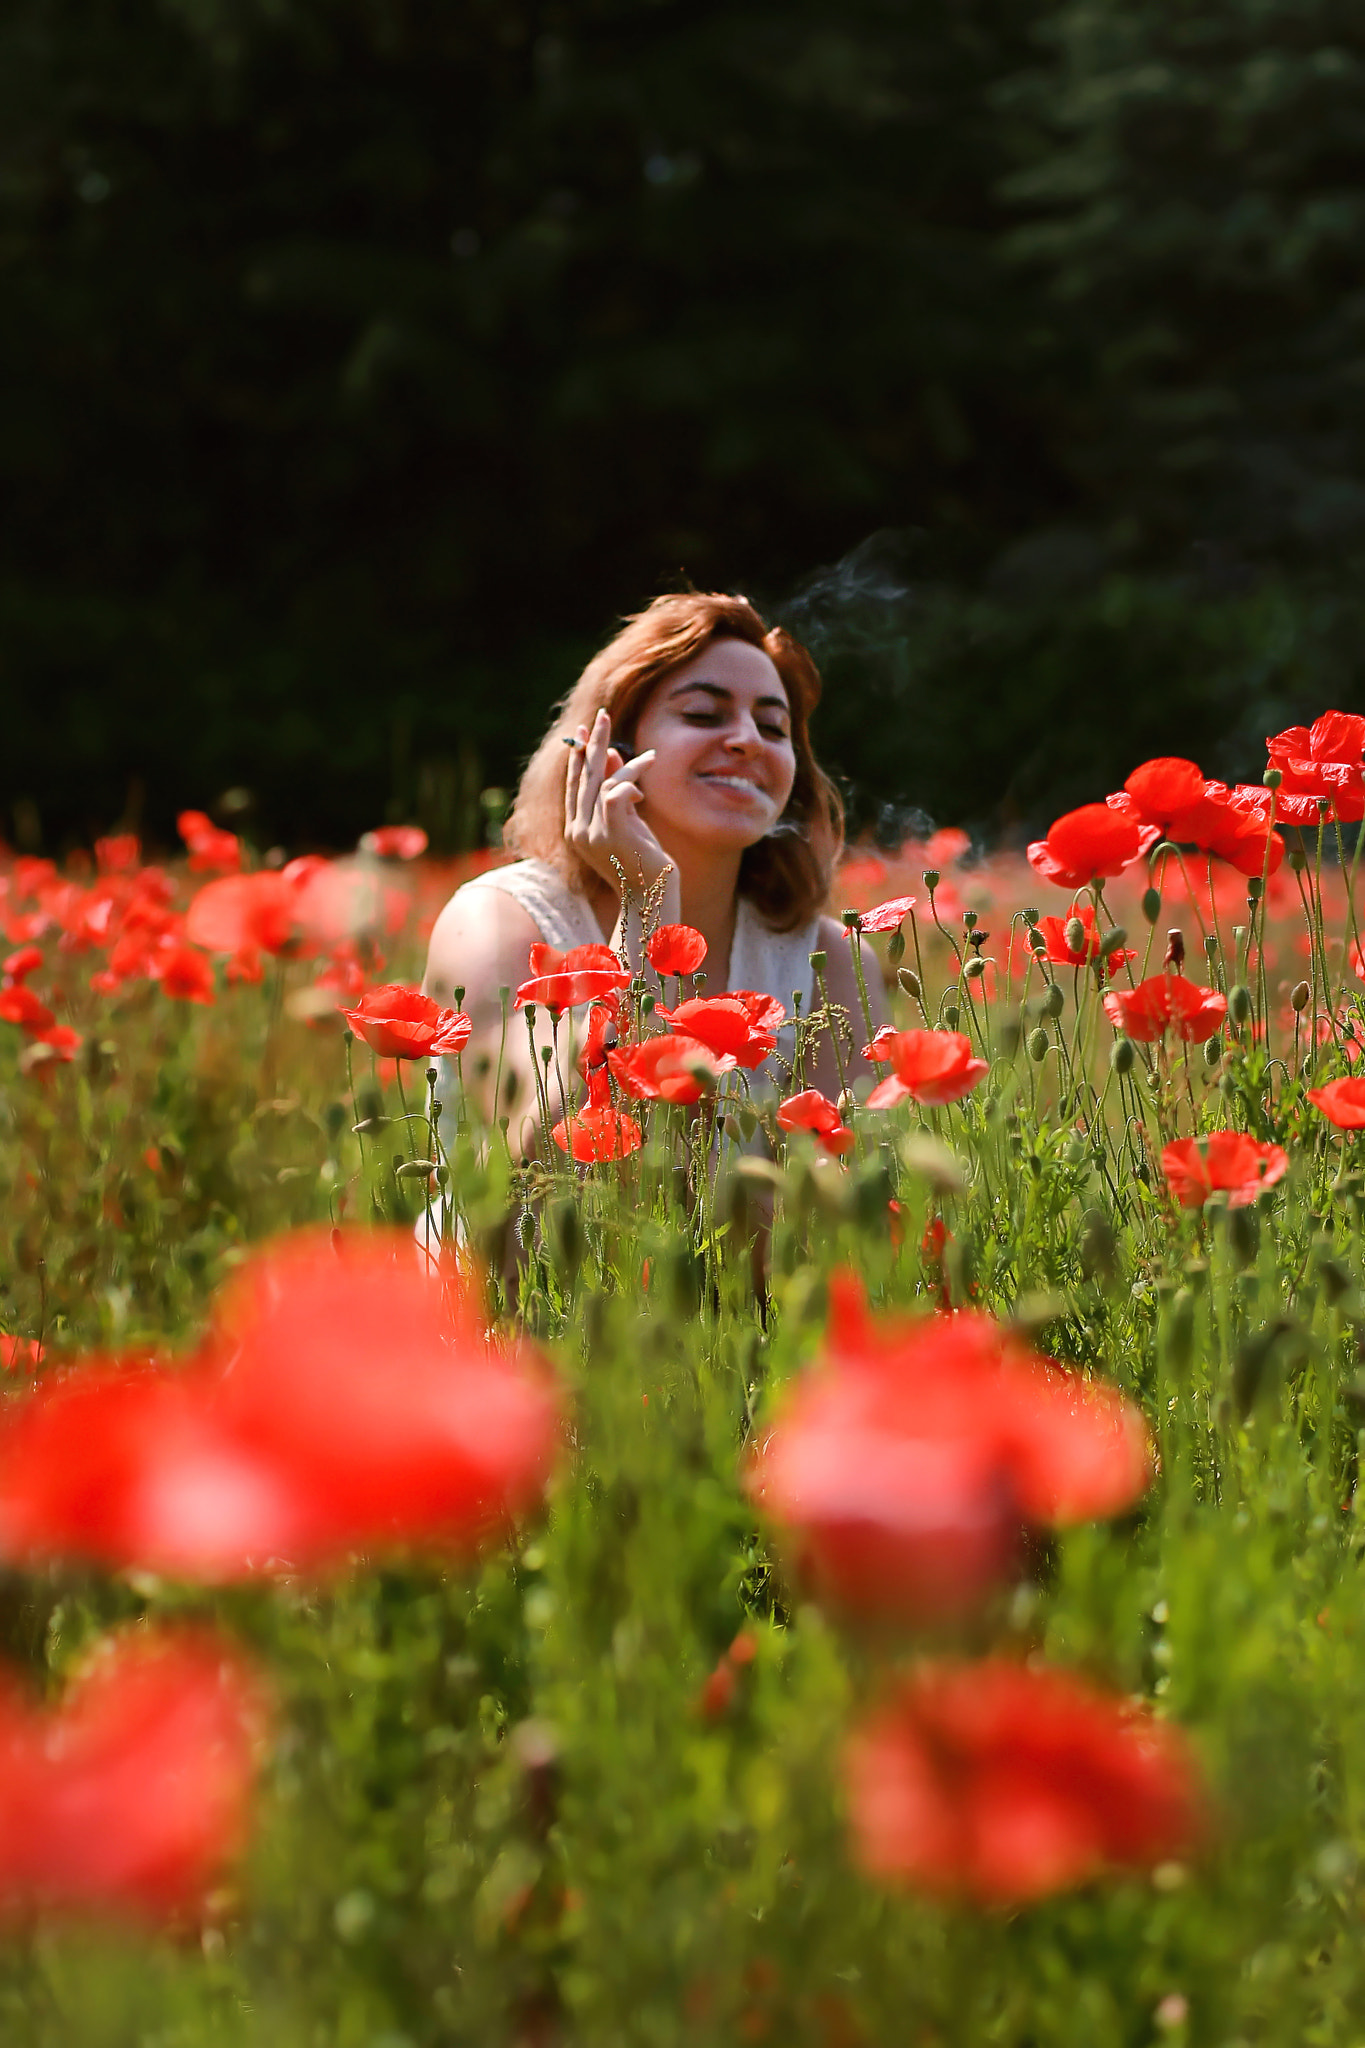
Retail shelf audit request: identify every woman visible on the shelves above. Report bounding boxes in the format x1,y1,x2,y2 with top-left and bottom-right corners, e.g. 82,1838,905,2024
423,591,883,1138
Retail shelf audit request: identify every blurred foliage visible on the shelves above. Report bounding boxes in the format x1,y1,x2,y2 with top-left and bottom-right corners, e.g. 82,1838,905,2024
2,0,1365,850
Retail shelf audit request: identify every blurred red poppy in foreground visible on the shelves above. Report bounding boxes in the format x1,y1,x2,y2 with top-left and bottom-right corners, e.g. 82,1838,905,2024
747,1278,1149,1621
777,1089,855,1156
186,873,296,959
1027,804,1153,890
864,1029,988,1109
654,993,782,1069
177,812,241,874
1307,1076,1365,1130
553,1070,644,1162
0,1230,560,1577
1265,711,1365,825
845,1659,1204,1905
517,943,631,1013
344,984,471,1060
608,1033,734,1103
0,1630,266,1923
1102,974,1228,1043
646,924,708,976
1162,1133,1288,1209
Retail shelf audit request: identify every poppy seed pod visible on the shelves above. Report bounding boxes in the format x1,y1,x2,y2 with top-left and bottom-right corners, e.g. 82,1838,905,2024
1064,916,1086,953
963,911,978,932
1042,982,1064,1020
1111,1036,1135,1076
1263,767,1283,791
1291,981,1311,1012
1247,876,1264,901
1228,984,1253,1025
897,967,922,1001
1028,1027,1050,1062
1288,847,1307,873
1203,934,1219,958
923,869,941,891
841,909,861,929
944,1005,960,1030
1141,887,1162,925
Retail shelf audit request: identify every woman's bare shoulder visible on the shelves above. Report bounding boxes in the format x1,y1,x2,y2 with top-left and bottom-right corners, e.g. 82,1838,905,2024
423,882,542,1013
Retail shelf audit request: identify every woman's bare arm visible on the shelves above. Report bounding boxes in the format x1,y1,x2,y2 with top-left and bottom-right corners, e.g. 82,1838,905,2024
423,888,556,1151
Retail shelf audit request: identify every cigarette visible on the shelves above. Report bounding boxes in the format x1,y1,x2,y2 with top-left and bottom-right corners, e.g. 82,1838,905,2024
561,735,585,750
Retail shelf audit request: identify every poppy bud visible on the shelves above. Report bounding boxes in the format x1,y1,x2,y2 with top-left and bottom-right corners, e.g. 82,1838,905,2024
1028,1027,1050,1062
1042,982,1064,1019
395,1158,438,1179
1203,1035,1222,1065
426,1066,438,1085
944,1005,960,1030
1065,916,1086,953
1228,984,1252,1025
640,992,656,1018
1164,929,1185,972
963,956,988,980
1263,767,1282,791
1029,927,1047,954
837,1089,857,1123
897,967,922,1001
887,929,906,965
352,1116,389,1136
1099,927,1127,954
1142,887,1162,925
1291,980,1311,1012
1023,908,1039,925
1288,846,1307,873
1111,1037,1135,1076
517,1210,537,1255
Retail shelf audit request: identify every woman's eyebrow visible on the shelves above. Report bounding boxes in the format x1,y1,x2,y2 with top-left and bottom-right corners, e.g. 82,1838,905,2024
669,679,791,716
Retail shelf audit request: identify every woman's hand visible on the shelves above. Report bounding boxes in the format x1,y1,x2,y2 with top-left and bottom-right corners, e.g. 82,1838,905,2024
564,709,675,903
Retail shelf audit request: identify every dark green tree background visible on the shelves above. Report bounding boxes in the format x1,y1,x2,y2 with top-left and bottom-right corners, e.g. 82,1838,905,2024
3,0,1364,850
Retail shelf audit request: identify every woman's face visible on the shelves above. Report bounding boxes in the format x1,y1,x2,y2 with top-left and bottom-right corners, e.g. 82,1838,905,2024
627,638,798,856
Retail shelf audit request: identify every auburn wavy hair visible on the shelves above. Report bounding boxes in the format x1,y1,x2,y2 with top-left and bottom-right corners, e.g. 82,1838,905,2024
506,593,844,932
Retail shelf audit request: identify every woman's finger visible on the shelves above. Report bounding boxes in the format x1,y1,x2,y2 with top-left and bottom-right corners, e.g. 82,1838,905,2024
575,711,612,832
600,748,656,791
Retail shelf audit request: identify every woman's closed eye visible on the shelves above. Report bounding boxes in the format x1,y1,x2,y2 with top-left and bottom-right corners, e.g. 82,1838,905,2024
681,711,789,741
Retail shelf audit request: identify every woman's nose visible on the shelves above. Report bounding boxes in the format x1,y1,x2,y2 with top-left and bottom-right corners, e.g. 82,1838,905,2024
724,720,762,755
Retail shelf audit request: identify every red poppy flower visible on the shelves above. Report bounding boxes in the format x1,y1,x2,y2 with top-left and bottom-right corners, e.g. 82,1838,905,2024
654,994,780,1069
152,942,217,1005
93,833,141,875
855,894,918,934
0,986,55,1034
747,1278,1150,1621
1,946,42,985
844,1659,1205,1905
185,874,296,958
343,984,464,1060
776,1089,855,1156
0,1230,560,1576
577,992,623,1076
1161,1133,1289,1208
31,1024,81,1064
609,1033,735,1103
1101,974,1227,1043
359,825,428,860
864,1029,989,1109
516,943,631,1014
176,811,241,874
0,1338,42,1373
1266,711,1365,824
646,924,708,976
553,1070,644,1161
1307,1076,1365,1129
1034,906,1135,977
863,1024,899,1061
1027,804,1151,889
0,1629,267,1923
